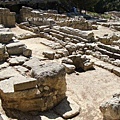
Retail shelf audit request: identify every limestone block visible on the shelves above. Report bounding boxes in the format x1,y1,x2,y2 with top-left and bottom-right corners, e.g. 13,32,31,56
43,51,55,60
23,49,32,57
23,57,45,69
6,42,26,55
62,63,75,74
8,56,28,65
56,49,69,57
0,32,14,43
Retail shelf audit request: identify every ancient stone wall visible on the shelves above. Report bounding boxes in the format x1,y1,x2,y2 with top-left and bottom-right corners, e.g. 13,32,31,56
0,8,16,27
20,6,92,30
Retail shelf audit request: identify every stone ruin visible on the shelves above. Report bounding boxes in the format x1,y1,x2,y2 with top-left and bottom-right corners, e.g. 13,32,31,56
0,5,119,119
0,24,67,116
0,8,16,27
20,6,92,30
17,6,120,75
17,7,120,119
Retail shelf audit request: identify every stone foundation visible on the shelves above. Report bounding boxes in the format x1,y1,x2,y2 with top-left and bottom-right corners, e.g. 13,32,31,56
0,62,66,112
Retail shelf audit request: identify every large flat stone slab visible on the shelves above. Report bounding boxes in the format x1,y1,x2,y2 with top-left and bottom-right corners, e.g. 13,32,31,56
0,67,22,81
23,57,45,69
8,56,28,65
14,77,37,92
0,62,9,70
0,75,36,93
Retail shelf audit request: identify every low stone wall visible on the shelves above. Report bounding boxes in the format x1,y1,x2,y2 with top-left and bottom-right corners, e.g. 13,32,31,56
20,6,92,30
20,6,68,25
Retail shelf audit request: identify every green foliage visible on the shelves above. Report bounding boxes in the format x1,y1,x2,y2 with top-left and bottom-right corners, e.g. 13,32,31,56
58,0,100,12
87,11,112,19
94,0,120,13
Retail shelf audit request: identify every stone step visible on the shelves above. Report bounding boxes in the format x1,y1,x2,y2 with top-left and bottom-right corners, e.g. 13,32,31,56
95,47,120,59
50,28,88,43
98,43,120,54
95,60,120,77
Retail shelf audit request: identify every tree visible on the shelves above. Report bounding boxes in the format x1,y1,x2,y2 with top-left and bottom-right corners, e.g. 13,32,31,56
94,0,120,13
58,0,100,13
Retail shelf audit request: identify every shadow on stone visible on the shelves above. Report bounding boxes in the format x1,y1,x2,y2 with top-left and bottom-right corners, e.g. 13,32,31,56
2,108,42,120
53,97,81,119
76,66,95,73
2,107,62,120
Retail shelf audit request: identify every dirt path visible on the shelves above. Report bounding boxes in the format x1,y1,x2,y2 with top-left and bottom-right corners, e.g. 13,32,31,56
20,38,54,59
10,26,120,120
92,25,120,38
67,66,120,120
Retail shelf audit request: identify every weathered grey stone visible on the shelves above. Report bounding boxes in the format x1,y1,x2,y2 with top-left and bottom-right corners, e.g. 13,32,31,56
0,67,22,81
100,94,120,120
0,76,37,93
50,32,64,40
14,77,37,92
100,55,109,62
54,53,62,59
39,25,50,32
56,49,69,57
43,51,55,60
8,56,28,65
0,62,9,70
54,97,80,119
23,57,45,69
65,43,77,54
6,42,26,55
62,58,73,64
62,63,75,74
17,33,38,40
113,67,120,77
31,62,66,111
23,49,32,57
112,59,120,67
14,66,29,75
83,61,94,71
0,32,14,43
68,54,94,71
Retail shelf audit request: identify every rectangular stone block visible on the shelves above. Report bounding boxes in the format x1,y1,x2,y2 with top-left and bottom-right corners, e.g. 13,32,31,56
0,32,14,44
14,77,37,91
113,68,120,77
6,42,26,55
